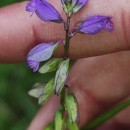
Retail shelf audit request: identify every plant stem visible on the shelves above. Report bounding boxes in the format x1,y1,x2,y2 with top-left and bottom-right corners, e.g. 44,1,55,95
61,86,68,130
64,16,71,59
61,16,71,130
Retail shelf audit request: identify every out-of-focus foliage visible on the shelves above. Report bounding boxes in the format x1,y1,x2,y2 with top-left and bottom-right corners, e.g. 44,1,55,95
0,63,54,130
0,64,35,130
0,1,53,130
0,0,23,7
0,1,56,129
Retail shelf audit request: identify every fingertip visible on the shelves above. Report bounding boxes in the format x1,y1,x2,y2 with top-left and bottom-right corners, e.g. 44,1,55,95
27,96,60,130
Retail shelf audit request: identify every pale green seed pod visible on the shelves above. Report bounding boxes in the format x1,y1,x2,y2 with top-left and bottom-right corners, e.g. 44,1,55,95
54,59,70,94
39,58,63,74
38,78,54,105
65,92,79,123
54,108,63,130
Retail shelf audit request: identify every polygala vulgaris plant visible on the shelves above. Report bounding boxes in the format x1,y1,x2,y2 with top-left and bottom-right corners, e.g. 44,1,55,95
26,0,113,129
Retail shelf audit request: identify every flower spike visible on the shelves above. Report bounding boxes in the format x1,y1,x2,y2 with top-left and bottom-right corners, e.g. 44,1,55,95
26,0,63,23
74,15,113,35
61,0,89,16
26,42,59,72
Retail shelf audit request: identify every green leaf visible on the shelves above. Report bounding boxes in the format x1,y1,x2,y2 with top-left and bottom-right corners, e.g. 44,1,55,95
54,59,70,94
38,78,54,105
66,118,79,130
82,100,130,130
39,58,63,74
54,108,63,130
65,92,78,123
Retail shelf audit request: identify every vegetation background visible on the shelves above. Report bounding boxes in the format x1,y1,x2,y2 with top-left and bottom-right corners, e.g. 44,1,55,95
0,1,53,130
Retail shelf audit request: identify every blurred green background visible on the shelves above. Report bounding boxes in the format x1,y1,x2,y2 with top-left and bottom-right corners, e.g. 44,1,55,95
0,0,47,130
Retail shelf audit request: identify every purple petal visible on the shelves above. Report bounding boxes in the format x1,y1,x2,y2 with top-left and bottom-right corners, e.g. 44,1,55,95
26,60,39,72
26,0,63,23
26,0,36,12
78,15,113,34
27,42,59,72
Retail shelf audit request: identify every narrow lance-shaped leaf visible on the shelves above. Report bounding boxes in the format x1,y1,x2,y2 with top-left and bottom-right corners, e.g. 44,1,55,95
54,59,70,94
38,78,55,105
82,100,130,130
54,108,63,130
39,58,63,74
26,42,59,72
65,92,79,123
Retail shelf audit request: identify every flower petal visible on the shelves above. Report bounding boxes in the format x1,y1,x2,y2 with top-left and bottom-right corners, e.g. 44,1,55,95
26,0,63,23
26,60,40,72
27,42,59,72
26,0,36,12
77,15,113,34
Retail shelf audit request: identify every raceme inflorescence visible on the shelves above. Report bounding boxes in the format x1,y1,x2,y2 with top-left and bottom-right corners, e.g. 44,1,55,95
26,0,113,130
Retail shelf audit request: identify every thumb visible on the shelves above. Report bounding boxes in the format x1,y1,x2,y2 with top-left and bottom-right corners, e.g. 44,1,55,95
0,0,130,62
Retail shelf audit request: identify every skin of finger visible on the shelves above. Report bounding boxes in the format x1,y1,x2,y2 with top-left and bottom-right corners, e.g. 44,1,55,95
67,51,130,126
0,0,130,62
28,51,130,130
27,96,60,130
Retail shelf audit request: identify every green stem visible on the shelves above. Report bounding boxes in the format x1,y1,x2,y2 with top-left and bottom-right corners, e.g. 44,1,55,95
61,16,71,130
64,16,71,59
61,87,68,130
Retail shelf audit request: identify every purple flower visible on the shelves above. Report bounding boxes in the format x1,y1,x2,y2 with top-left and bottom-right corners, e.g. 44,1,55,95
26,42,59,72
26,0,63,23
74,15,113,35
61,0,89,16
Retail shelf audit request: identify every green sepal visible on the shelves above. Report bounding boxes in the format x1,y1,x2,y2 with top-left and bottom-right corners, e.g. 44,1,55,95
38,78,55,105
53,42,59,53
54,59,70,94
65,92,79,123
66,117,79,130
54,107,64,130
39,58,63,74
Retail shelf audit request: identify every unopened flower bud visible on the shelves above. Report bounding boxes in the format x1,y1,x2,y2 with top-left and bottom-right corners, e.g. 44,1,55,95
61,0,89,16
